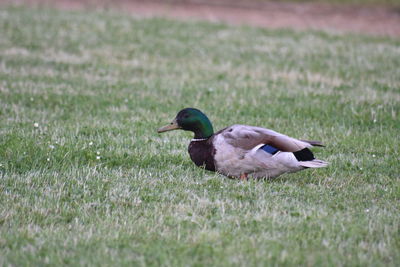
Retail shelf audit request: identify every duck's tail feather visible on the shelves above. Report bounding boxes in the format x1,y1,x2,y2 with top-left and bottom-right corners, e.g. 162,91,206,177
300,140,325,147
299,159,329,168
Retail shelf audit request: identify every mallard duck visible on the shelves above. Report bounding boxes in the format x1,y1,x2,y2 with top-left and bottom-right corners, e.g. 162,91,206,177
157,108,328,179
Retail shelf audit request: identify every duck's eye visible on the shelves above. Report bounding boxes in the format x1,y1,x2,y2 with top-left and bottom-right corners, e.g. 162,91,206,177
184,114,189,119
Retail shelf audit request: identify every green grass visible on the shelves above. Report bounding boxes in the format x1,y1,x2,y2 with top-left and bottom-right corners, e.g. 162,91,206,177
1,5,399,266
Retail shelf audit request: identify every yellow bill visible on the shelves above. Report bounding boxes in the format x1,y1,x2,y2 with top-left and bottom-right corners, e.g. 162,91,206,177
157,118,181,133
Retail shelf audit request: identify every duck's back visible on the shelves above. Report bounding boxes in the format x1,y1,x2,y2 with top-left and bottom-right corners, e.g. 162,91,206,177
211,124,326,178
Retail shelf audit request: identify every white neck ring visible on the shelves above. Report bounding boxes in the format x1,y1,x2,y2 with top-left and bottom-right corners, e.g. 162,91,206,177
191,138,208,142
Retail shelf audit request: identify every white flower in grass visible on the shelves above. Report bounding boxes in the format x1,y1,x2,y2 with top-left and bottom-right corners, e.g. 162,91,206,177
96,156,101,160
47,158,50,162
33,122,39,128
372,154,376,158
96,151,100,155
49,145,55,149
89,142,93,146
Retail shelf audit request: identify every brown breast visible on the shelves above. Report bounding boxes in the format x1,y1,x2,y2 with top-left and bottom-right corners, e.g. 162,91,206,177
188,138,216,172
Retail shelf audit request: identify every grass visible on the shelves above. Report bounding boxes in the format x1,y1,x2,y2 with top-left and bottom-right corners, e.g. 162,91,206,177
0,4,399,266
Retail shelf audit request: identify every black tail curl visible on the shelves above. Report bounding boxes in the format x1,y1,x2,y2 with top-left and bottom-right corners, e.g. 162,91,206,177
293,148,315,161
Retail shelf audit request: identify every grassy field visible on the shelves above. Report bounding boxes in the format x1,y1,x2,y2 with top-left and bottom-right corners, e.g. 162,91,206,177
1,5,399,266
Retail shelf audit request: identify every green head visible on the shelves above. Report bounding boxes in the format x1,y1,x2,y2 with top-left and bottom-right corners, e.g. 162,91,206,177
157,108,214,139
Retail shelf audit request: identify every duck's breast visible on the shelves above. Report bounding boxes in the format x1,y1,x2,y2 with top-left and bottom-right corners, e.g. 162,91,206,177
188,140,216,171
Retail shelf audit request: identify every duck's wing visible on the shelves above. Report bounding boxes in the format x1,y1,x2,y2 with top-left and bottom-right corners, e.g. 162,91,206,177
220,124,313,152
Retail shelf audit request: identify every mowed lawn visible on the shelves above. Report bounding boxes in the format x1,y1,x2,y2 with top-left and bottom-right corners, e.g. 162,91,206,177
0,5,399,266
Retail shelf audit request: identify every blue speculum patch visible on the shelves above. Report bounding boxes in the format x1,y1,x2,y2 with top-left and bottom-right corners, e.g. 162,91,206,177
260,144,279,155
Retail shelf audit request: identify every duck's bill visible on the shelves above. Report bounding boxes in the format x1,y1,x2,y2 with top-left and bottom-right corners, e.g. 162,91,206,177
157,119,181,133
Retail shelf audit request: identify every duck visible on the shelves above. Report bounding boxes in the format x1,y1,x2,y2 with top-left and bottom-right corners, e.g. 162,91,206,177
157,108,328,180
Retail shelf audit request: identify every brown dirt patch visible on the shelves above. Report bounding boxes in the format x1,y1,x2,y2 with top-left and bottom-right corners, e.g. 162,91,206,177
4,0,400,37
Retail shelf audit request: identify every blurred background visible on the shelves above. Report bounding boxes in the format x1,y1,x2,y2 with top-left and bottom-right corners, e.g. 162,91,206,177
4,0,400,37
